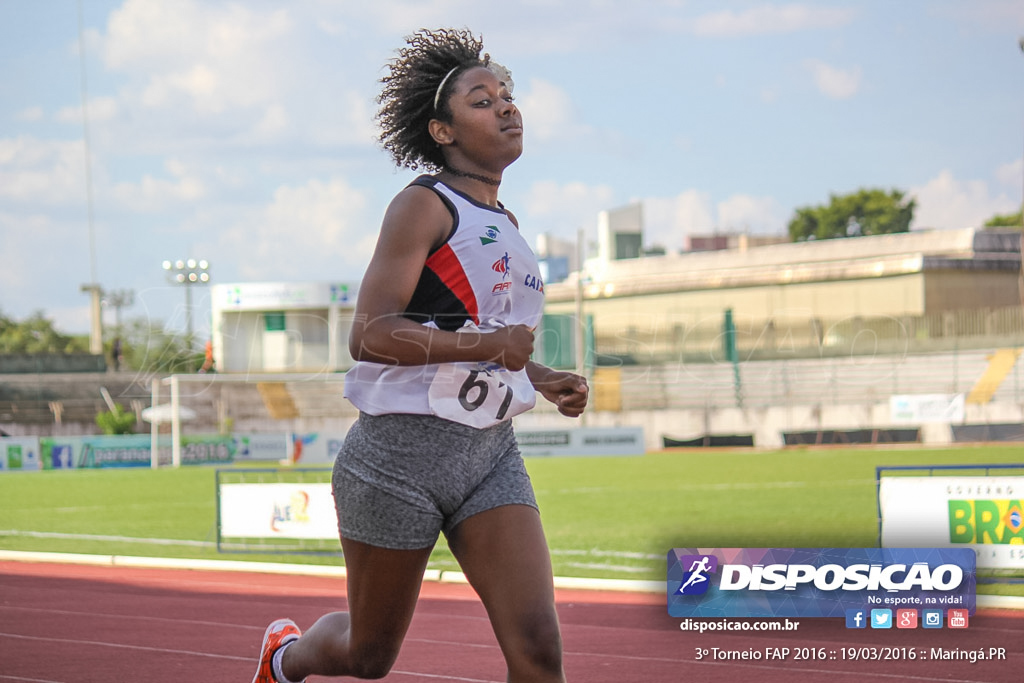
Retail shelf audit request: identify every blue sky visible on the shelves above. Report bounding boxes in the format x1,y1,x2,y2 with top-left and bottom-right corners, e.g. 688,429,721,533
1,0,1022,337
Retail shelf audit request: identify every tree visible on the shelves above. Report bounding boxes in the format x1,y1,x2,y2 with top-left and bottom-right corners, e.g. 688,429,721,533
0,310,90,354
95,404,137,435
0,310,199,374
118,317,204,374
788,188,916,242
983,209,1023,230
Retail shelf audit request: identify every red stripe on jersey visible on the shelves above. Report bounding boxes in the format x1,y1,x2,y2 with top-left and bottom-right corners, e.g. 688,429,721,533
425,243,480,325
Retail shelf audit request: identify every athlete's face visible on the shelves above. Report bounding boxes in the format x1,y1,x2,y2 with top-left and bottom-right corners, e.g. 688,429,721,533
441,66,523,168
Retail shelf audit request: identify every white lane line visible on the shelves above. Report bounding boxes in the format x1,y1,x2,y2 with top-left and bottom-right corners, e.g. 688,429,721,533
0,632,250,662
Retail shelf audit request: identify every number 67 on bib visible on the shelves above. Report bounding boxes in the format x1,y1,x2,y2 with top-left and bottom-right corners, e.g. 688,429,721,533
428,362,536,428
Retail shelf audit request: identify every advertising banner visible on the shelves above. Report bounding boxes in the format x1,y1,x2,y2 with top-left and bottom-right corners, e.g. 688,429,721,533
515,426,645,456
232,433,290,462
219,482,338,539
879,476,1024,569
668,547,976,619
231,433,346,464
40,434,235,468
889,394,965,424
0,437,41,472
290,432,346,465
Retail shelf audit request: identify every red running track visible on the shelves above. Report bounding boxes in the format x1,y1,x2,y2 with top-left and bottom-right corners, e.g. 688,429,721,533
0,560,1021,682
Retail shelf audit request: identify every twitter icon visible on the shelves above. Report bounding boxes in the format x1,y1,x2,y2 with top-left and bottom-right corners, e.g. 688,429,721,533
870,609,892,629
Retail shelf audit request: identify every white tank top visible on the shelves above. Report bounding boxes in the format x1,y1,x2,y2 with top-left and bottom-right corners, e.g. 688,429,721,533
344,176,546,427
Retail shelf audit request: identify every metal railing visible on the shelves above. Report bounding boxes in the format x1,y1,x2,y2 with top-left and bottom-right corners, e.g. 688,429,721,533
601,349,1024,412
592,306,1024,365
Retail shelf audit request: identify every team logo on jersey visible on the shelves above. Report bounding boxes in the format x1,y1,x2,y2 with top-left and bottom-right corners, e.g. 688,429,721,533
480,225,501,245
492,253,511,279
491,252,512,294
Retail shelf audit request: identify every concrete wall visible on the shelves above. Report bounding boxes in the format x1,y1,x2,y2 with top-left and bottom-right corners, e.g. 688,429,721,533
513,401,1024,452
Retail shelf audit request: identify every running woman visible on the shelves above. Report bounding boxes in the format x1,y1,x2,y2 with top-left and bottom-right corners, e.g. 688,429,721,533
253,27,588,683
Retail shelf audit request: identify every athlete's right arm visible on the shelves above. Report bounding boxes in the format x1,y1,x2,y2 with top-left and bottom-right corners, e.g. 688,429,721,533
349,186,534,370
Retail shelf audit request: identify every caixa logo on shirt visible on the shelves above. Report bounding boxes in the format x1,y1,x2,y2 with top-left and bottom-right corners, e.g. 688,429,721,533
523,273,544,292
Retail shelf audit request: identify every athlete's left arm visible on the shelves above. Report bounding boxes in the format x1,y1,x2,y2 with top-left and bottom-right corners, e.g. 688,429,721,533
525,362,588,418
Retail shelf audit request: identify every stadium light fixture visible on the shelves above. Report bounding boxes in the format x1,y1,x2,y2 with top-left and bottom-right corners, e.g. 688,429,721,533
162,258,211,358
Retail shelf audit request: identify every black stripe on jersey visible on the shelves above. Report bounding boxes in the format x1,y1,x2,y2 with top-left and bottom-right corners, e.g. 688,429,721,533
403,266,471,332
404,175,468,332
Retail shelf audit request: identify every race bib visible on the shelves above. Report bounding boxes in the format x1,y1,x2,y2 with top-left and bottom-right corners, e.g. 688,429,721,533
428,362,536,429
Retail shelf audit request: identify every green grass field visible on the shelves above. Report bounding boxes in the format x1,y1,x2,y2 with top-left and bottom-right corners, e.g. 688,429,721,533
1,444,1021,594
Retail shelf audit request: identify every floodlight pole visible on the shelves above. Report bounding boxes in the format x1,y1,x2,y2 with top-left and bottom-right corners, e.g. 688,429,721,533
184,284,193,349
162,258,211,370
104,288,135,333
170,375,182,468
77,0,102,356
150,378,160,469
79,284,103,354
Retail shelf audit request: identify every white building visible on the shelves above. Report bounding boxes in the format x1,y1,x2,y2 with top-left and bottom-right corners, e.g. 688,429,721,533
210,281,359,374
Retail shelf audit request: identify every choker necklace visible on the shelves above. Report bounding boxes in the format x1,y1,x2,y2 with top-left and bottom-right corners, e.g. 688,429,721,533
444,166,501,187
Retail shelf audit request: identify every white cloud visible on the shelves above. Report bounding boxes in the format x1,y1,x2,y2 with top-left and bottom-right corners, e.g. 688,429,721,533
87,0,374,150
16,106,44,122
54,96,120,124
304,91,378,148
692,4,855,37
717,194,786,234
110,160,205,212
805,59,862,99
222,177,374,281
935,0,1024,30
254,104,290,139
518,78,584,143
341,1,687,53
0,210,94,331
522,180,616,241
521,182,774,254
994,158,1023,192
0,212,41,293
640,190,785,250
0,136,87,205
141,64,220,111
100,0,294,114
910,169,1019,230
102,0,291,69
642,190,715,250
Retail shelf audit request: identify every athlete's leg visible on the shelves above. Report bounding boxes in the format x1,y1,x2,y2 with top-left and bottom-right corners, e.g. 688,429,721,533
280,536,434,680
448,504,565,683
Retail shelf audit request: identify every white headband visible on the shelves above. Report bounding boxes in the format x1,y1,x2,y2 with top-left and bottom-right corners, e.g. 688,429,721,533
433,62,515,111
433,66,460,111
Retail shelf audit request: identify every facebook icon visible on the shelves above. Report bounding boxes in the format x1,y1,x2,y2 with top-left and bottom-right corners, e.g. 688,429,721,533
845,609,867,629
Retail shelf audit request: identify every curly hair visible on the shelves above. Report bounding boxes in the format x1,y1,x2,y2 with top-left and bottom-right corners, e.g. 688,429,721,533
376,28,492,172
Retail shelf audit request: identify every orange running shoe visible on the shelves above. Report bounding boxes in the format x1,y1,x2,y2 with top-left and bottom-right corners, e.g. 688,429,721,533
252,618,302,683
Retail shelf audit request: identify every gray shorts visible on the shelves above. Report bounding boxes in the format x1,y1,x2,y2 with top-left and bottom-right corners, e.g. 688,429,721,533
332,412,537,550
